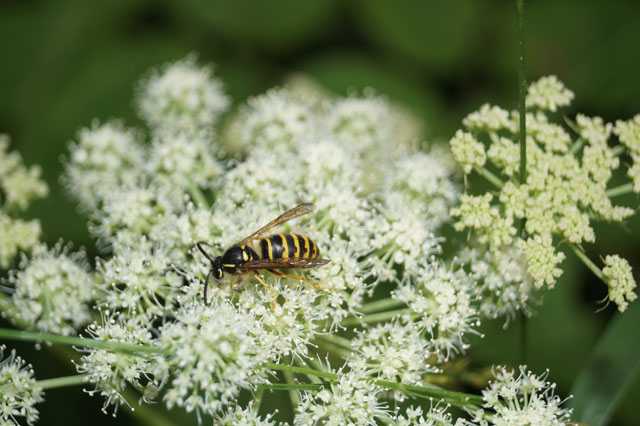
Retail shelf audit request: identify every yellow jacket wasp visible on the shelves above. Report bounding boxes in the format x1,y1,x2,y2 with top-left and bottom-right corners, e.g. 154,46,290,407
196,203,329,310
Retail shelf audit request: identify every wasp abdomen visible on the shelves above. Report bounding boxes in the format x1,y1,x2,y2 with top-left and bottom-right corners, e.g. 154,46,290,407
260,233,318,260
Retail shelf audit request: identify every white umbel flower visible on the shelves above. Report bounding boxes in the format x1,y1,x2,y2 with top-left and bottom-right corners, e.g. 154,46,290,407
614,114,640,154
5,243,94,335
450,130,487,174
526,76,574,112
0,213,41,269
602,255,637,312
294,365,390,426
350,321,436,387
156,302,264,416
517,235,565,289
462,104,511,133
0,346,44,426
63,120,145,210
76,311,158,415
0,135,48,211
214,403,278,426
136,54,229,134
481,366,572,426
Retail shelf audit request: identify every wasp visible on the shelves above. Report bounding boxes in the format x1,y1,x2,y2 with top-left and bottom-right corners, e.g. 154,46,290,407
195,203,329,310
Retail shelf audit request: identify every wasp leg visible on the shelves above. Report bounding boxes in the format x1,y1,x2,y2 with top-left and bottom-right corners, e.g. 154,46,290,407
231,277,243,291
267,269,329,291
203,269,212,306
253,273,277,311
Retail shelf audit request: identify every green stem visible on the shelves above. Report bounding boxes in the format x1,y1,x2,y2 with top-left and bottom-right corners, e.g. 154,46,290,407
517,0,527,186
0,328,170,356
314,339,353,359
187,183,209,209
257,383,323,391
282,368,300,406
36,374,87,390
612,145,626,156
262,363,484,407
569,244,604,281
475,166,505,189
341,308,412,327
606,182,634,198
569,138,585,155
315,333,352,350
358,298,405,314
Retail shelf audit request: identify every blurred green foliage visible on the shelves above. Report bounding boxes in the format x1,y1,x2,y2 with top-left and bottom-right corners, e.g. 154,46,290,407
1,0,640,425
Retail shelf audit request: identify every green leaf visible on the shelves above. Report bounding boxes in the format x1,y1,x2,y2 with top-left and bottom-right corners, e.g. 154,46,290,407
568,300,640,426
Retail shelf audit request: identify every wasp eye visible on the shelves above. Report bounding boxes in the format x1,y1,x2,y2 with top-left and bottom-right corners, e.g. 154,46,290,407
214,267,223,280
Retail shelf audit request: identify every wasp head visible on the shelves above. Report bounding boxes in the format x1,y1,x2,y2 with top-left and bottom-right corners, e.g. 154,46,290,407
211,256,224,280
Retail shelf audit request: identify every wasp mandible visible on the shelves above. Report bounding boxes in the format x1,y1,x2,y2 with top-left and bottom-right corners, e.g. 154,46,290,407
195,203,329,310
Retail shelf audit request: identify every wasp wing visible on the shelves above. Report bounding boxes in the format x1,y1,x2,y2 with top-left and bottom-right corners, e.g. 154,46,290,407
242,257,329,271
235,203,315,246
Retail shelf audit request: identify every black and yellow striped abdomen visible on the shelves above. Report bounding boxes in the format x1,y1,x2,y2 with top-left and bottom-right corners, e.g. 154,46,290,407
259,233,319,260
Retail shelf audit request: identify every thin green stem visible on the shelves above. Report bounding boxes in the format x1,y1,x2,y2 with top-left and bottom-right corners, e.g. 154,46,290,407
569,244,604,280
315,333,352,350
516,0,528,368
517,0,527,186
341,308,412,327
314,339,352,359
569,138,585,155
262,363,484,407
36,374,87,390
263,363,337,380
257,383,323,391
282,368,300,406
358,298,405,314
0,328,170,356
606,182,634,198
475,166,505,189
187,183,209,209
612,145,626,156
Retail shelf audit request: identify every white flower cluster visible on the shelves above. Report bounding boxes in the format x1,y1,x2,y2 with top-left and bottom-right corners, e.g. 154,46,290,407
136,54,229,134
214,403,278,426
614,114,640,192
3,243,94,335
479,366,572,426
75,311,157,415
295,365,390,426
602,255,637,312
156,302,264,417
47,56,565,422
350,321,437,388
0,136,47,268
394,260,479,361
0,345,44,426
394,404,468,426
460,244,533,324
450,76,638,312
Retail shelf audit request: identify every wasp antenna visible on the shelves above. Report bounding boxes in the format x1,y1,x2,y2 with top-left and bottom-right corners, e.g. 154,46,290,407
195,241,215,263
203,268,212,306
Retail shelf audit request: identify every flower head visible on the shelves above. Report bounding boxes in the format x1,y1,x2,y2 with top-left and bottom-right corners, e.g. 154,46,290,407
156,302,265,416
526,76,574,112
0,346,44,426
295,364,390,426
602,254,637,312
63,121,145,210
136,54,229,134
481,366,572,426
75,311,158,415
4,243,94,335
0,136,48,211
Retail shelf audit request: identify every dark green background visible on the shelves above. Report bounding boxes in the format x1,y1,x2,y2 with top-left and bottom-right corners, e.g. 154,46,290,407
1,0,640,425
